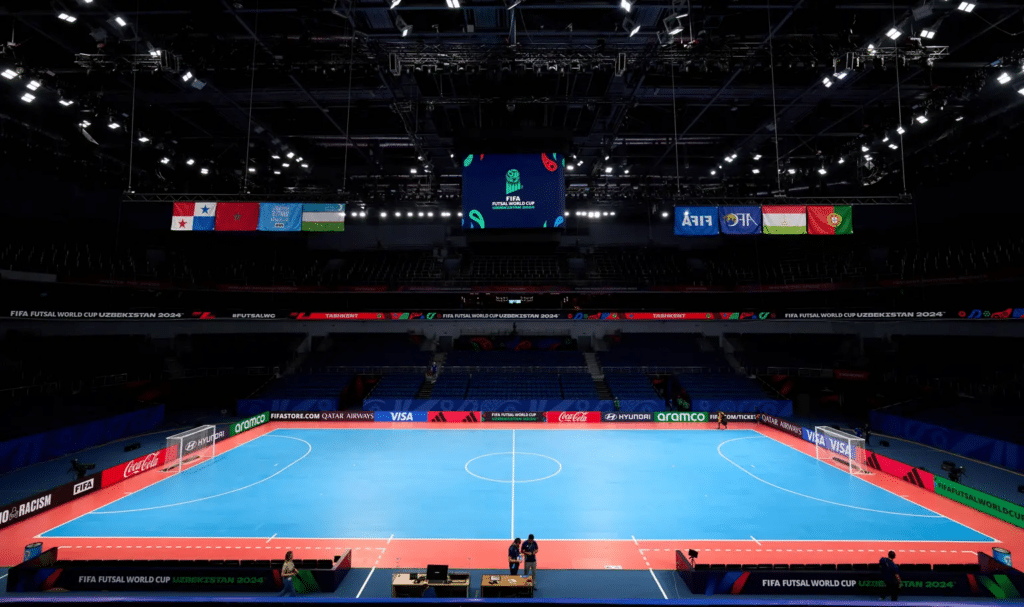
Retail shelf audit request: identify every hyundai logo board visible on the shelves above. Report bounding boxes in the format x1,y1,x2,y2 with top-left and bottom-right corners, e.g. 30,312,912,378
601,412,653,422
373,411,428,422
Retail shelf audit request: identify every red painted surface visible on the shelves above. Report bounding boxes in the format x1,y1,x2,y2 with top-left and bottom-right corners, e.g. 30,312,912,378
1,422,1018,572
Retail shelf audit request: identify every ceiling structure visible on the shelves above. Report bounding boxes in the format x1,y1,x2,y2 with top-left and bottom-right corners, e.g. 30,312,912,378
1,0,1023,213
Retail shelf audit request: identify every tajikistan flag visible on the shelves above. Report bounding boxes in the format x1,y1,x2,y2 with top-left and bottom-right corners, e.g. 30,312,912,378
171,202,217,231
762,205,806,235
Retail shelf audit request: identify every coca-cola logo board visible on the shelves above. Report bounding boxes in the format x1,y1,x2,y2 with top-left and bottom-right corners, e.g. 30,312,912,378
101,448,171,488
545,411,601,423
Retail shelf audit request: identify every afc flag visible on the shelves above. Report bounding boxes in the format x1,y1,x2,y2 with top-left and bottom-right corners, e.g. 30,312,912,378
674,206,719,236
718,206,761,234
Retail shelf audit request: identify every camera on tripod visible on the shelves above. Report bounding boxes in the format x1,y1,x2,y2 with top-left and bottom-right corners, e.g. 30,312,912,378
68,459,96,480
941,461,965,482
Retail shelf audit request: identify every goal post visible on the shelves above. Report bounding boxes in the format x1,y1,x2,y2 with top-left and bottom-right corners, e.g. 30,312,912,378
165,425,218,473
813,426,869,474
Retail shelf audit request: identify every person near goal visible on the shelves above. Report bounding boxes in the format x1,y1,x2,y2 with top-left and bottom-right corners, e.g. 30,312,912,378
278,551,299,597
878,550,901,601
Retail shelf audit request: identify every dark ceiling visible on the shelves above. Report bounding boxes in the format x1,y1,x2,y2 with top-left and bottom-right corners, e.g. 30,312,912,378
0,0,1022,208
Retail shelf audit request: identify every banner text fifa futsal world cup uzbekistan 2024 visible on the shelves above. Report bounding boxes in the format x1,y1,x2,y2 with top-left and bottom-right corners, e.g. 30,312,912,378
460,153,567,229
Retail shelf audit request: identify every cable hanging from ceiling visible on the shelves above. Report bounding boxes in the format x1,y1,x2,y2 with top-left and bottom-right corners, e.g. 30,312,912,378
242,0,260,194
765,0,782,193
891,0,908,195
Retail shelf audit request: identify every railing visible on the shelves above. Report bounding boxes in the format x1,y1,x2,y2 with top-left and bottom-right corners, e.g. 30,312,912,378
602,366,727,374
442,365,587,373
308,365,429,374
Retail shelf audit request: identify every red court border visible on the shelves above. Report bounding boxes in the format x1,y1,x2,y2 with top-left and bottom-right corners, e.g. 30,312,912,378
1,421,1018,571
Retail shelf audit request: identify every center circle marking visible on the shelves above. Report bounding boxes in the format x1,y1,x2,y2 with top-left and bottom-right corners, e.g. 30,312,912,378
464,452,562,483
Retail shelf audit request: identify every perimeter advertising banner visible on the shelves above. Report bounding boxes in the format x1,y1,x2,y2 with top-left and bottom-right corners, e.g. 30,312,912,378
802,427,857,459
429,411,481,423
864,451,936,492
654,412,709,423
602,412,654,422
482,412,546,422
269,411,374,422
693,569,986,596
373,411,429,422
934,477,1024,529
101,448,172,489
759,413,803,437
229,411,269,436
0,473,101,531
545,411,601,423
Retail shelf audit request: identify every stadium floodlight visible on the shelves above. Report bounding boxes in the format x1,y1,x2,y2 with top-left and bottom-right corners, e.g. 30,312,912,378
200,167,209,175
921,28,936,39
867,44,876,55
624,169,630,174
165,426,217,474
915,114,928,124
59,99,74,106
149,49,161,57
114,16,127,27
823,77,833,88
864,154,873,161
182,71,193,82
602,211,609,216
661,211,669,218
406,211,413,217
295,156,303,162
445,0,461,7
398,21,412,36
896,126,906,134
1,69,18,80
1019,87,1024,96
610,211,616,216
567,164,575,171
624,17,641,36
160,157,170,164
410,167,417,174
79,120,91,128
457,211,463,217
26,80,41,90
710,170,716,175
835,71,848,80
753,154,762,160
888,143,898,149
886,28,902,40
813,426,869,474
301,163,309,168
957,1,975,12
564,211,570,216
248,167,256,173
20,93,35,103
271,154,280,159
752,168,760,174
108,121,120,129
882,135,889,142
427,211,433,217
787,168,796,174
838,157,845,164
282,162,290,168
138,136,149,143
185,158,195,165
273,170,281,175
58,12,77,22
621,0,632,12
391,0,402,7
818,167,827,175
286,151,295,159
955,115,964,121
380,211,388,218
861,145,869,152
605,166,613,173
417,211,424,217
997,72,1011,84
724,156,733,163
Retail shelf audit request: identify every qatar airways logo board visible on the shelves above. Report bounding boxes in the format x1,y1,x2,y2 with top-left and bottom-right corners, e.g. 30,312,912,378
545,411,601,423
759,414,803,437
373,411,428,422
101,449,168,488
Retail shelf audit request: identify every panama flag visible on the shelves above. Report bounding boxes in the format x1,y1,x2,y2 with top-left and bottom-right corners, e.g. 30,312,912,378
807,205,853,235
171,202,217,231
762,205,807,235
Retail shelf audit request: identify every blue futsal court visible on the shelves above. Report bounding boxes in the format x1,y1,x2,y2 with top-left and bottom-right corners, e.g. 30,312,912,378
40,428,993,544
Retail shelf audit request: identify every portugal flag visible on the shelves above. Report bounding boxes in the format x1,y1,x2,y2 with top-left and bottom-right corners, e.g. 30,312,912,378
807,205,853,235
215,202,259,231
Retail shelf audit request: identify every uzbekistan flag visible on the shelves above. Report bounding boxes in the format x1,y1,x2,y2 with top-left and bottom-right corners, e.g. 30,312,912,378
170,202,217,231
301,203,345,232
762,205,807,235
215,202,260,231
807,205,852,235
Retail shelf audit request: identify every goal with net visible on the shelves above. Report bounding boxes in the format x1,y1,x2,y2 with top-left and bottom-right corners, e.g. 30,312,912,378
164,425,218,473
813,426,869,474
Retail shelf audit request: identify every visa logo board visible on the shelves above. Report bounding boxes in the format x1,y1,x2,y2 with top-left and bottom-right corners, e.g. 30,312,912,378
373,411,429,422
674,207,719,236
718,207,761,234
802,427,855,459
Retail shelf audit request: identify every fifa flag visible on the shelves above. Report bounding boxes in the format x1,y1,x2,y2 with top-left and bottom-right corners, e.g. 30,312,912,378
170,202,216,231
718,206,761,234
762,205,807,235
301,203,345,232
807,205,853,235
215,202,260,231
674,206,719,236
258,203,302,232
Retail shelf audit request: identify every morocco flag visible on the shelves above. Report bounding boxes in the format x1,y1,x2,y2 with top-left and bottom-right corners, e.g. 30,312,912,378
215,202,259,231
807,205,853,235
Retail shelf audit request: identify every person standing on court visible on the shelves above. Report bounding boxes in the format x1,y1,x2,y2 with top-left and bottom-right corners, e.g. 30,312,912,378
278,551,298,597
521,534,539,587
878,550,901,601
508,538,522,575
717,410,727,429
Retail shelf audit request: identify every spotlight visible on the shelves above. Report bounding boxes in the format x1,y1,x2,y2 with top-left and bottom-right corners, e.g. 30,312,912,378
273,170,281,175
753,154,762,160
888,143,898,149
787,168,796,174
605,166,613,173
818,167,827,175
835,71,848,80
896,126,906,134
58,13,77,22
621,0,632,11
624,169,630,174
915,115,928,124
186,158,195,165
282,163,290,168
160,157,170,164
1018,87,1024,96
286,152,295,159
997,72,1011,85
507,0,523,8
406,212,413,217
200,167,209,175
752,168,760,174
107,121,120,129
138,136,149,143
861,145,870,152
149,49,161,57
380,211,388,218
59,99,74,106
300,163,309,168
418,211,424,217
564,211,570,216
663,16,684,36
661,211,669,218
79,120,91,128
182,71,193,82
920,29,936,39
867,44,876,55
410,168,417,174
271,155,281,159
390,0,402,7
567,164,574,171
26,80,40,90
20,93,35,103
823,77,833,88
458,212,463,217
710,170,716,175
610,211,616,216
838,157,845,164
248,167,256,173
427,211,433,217
295,157,303,162
1,69,18,80
623,17,641,36
114,16,127,27
957,1,975,12
886,28,902,40
398,21,412,37
445,0,460,7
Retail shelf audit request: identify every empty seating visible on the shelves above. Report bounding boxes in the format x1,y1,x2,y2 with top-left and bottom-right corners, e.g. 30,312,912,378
465,373,561,399
370,374,425,398
559,374,599,399
679,373,775,400
604,374,661,400
445,350,585,370
431,373,470,399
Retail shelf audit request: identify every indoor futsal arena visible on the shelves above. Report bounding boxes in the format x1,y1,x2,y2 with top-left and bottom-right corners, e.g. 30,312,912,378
2,0,1024,605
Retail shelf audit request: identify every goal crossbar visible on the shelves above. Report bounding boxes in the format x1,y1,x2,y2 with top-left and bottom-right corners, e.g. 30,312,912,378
165,425,218,473
813,426,870,474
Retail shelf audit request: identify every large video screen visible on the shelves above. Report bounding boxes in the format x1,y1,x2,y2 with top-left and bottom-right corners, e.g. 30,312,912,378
461,153,566,229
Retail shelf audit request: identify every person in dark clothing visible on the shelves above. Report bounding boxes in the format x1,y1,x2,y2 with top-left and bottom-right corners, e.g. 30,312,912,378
613,398,621,412
864,422,872,446
717,411,727,429
508,538,522,575
678,396,690,411
521,534,539,587
879,550,901,601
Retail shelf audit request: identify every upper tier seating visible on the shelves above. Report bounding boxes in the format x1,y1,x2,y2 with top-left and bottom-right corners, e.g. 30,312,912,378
445,350,586,369
604,374,661,400
370,373,426,398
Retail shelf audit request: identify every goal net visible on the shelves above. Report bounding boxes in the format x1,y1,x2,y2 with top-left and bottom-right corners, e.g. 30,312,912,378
164,425,218,473
813,426,869,474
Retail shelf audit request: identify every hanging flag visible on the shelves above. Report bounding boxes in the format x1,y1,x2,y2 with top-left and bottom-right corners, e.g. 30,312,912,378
258,203,302,232
718,206,761,234
674,206,719,236
170,202,217,231
807,205,853,235
762,205,807,235
215,202,259,231
301,203,346,232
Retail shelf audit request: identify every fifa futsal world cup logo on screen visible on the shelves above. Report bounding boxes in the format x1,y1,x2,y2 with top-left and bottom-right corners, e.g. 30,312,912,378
506,169,523,195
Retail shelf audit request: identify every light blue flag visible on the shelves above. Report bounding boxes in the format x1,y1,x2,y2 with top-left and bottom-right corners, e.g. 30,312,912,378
258,203,302,232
